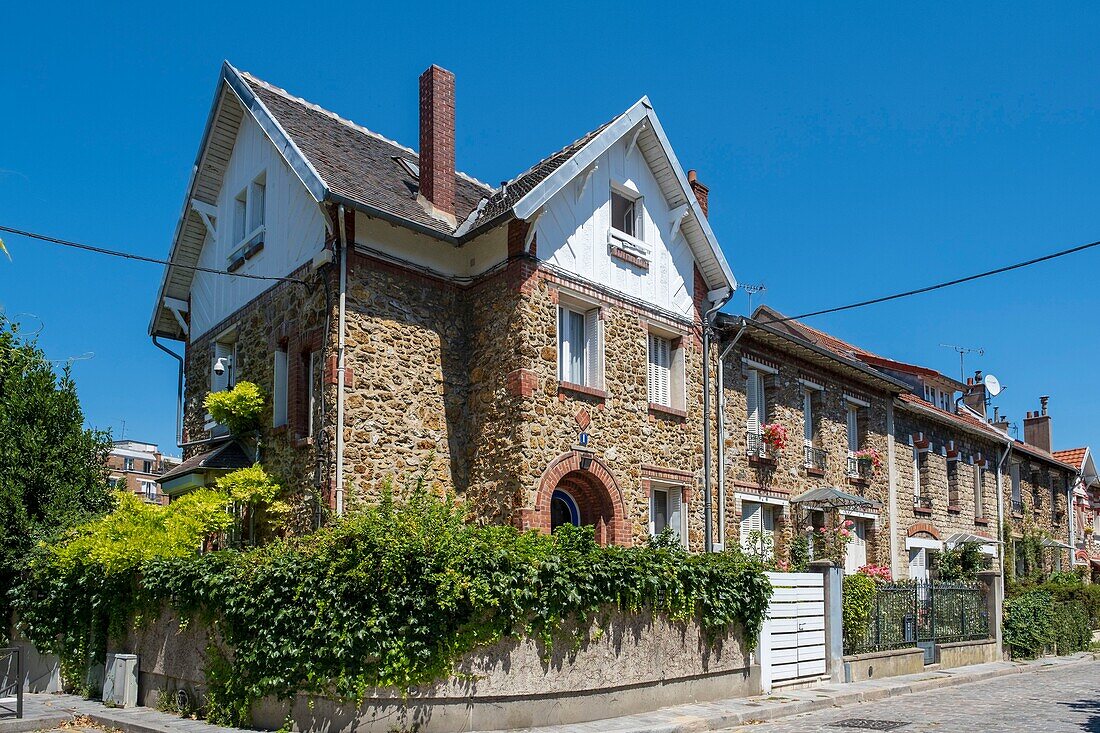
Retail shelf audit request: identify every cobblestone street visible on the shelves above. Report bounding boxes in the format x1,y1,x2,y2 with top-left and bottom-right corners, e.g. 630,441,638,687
722,660,1100,733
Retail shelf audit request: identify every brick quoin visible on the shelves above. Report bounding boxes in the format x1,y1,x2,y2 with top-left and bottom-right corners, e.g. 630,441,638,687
507,218,533,259
505,368,537,397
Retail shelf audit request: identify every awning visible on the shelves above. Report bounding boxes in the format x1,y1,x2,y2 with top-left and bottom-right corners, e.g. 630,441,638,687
1041,537,1074,550
790,486,882,513
944,532,1001,546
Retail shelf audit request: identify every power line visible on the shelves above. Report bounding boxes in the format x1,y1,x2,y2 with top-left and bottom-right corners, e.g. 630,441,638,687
0,224,307,284
764,237,1100,324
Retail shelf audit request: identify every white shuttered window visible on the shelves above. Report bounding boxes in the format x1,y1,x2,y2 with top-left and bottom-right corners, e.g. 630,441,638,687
650,485,684,545
648,334,671,406
559,306,602,389
740,501,774,559
746,370,766,435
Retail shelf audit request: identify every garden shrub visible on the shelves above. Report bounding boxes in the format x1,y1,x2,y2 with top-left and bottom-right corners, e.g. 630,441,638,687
842,572,877,648
1003,589,1054,658
204,381,264,436
16,482,772,727
1050,600,1091,654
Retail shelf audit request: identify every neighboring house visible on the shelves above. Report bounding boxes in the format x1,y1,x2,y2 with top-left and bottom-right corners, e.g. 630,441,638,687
714,314,905,573
106,440,181,505
1055,446,1100,580
150,63,735,547
746,307,1077,579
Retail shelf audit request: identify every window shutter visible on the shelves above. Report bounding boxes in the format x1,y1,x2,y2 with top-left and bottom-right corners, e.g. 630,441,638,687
648,334,671,406
746,370,760,435
251,181,266,232
803,391,813,444
740,501,761,551
668,487,683,545
847,406,859,452
584,308,601,389
273,349,288,427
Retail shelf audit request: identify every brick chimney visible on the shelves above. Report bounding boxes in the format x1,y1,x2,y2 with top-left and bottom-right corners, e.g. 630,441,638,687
687,170,709,218
418,65,456,226
963,369,987,417
1023,396,1053,452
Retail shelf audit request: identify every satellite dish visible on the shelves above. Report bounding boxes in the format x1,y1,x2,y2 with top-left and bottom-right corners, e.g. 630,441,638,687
984,373,1002,397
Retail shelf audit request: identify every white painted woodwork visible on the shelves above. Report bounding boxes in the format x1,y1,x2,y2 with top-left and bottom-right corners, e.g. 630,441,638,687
189,114,327,340
533,134,697,320
759,572,828,689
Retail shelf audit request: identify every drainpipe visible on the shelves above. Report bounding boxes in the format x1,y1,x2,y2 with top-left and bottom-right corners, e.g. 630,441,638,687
886,399,898,578
152,335,184,446
702,288,733,553
996,441,1011,589
335,205,349,516
716,319,748,551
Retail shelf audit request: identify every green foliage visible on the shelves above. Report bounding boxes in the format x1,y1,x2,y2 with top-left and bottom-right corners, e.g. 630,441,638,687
0,317,112,633
1050,600,1091,654
788,532,810,573
215,464,289,543
935,542,991,582
13,489,234,688
842,572,876,647
1003,589,1054,658
19,475,772,727
204,381,265,436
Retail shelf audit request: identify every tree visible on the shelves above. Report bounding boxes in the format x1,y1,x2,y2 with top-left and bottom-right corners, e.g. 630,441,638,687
0,317,112,632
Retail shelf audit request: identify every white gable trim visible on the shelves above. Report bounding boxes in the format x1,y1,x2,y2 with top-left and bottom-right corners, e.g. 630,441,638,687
510,97,736,295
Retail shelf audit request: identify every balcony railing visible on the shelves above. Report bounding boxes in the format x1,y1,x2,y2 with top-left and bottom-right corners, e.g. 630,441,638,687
746,431,768,459
1032,492,1042,508
847,454,873,480
804,444,827,471
1012,499,1024,514
913,495,933,511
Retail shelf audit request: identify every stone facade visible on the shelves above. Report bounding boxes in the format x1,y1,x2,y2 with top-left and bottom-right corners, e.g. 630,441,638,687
1005,445,1075,574
719,334,893,570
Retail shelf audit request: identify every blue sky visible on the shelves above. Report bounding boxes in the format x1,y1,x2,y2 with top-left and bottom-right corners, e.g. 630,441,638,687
2,2,1099,455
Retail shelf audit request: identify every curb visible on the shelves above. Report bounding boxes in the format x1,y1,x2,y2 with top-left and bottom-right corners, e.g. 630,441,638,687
0,714,71,733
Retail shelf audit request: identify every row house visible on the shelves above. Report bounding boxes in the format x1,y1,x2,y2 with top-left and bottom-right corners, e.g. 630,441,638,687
732,308,1079,579
1055,447,1100,580
149,63,735,548
106,440,181,505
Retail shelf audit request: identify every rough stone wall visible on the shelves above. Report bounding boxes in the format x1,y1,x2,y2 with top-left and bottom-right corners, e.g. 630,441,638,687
719,337,892,568
892,409,1001,578
181,260,334,532
1005,453,1074,569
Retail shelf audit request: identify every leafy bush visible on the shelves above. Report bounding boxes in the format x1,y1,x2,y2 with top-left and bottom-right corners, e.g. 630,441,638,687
842,572,877,648
788,533,810,572
204,381,265,436
1003,589,1054,658
1050,600,1091,654
17,483,772,726
935,541,991,581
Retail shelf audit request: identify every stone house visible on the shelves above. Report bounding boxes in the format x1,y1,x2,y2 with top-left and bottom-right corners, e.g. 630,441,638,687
1053,446,1100,579
148,63,736,547
714,313,905,573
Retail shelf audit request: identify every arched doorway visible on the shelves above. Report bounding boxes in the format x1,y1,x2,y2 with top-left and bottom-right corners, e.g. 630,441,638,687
532,451,629,546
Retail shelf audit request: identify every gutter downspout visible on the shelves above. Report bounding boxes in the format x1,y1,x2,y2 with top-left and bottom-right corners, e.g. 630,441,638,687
152,335,184,447
335,205,349,517
996,440,1011,590
716,320,748,551
886,399,899,578
702,288,733,553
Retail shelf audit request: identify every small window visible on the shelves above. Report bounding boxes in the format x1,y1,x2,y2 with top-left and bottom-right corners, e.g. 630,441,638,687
123,457,134,471
249,179,265,233
230,173,267,255
802,390,815,446
740,501,775,560
1011,463,1022,502
846,405,860,453
142,481,158,502
142,460,152,474
273,348,288,428
610,185,642,239
647,333,683,409
649,484,683,544
233,190,247,245
558,305,601,388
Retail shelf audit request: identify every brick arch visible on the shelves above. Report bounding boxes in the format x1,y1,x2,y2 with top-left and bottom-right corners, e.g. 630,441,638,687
530,451,630,546
1076,549,1089,562
907,522,941,540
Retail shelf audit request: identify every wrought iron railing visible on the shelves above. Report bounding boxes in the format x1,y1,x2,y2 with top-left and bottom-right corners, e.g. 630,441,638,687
0,647,22,719
847,455,873,479
804,444,826,471
844,580,989,656
913,495,932,511
746,431,767,459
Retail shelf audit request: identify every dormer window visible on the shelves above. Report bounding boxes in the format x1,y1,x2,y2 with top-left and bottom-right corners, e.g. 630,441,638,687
610,185,642,239
228,173,266,269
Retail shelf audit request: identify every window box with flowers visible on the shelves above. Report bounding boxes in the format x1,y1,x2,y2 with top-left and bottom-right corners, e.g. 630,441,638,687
761,423,787,457
848,447,881,481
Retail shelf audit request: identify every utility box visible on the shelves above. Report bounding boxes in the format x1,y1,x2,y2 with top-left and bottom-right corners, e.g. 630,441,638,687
102,653,138,708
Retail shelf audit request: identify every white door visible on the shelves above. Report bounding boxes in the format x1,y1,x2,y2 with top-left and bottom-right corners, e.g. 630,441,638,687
845,520,867,574
908,547,928,580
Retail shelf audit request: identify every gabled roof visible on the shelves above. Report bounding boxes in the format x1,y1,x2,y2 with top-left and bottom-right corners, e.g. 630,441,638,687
1053,447,1088,470
157,440,252,484
896,392,1009,443
1012,439,1078,472
151,64,736,338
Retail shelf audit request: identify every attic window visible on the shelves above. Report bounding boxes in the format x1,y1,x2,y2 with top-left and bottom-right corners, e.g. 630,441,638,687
394,157,420,179
610,185,642,239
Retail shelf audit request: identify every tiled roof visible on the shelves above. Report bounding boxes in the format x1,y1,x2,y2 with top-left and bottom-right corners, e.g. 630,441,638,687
1053,447,1088,469
896,392,1007,441
242,73,491,237
240,72,618,240
158,440,252,483
1014,440,1078,471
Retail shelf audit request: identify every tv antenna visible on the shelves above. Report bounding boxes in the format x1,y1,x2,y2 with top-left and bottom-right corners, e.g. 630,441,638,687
118,418,127,440
940,343,984,383
741,283,766,315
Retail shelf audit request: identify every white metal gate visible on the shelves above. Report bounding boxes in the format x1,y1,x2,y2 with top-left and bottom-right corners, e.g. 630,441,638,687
758,571,826,691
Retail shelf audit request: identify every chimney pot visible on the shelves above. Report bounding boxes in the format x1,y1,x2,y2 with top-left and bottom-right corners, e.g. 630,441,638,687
975,370,983,381
1040,395,1050,416
418,65,456,224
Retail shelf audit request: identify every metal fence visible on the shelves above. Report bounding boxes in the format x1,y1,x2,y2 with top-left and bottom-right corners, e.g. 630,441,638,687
844,580,990,658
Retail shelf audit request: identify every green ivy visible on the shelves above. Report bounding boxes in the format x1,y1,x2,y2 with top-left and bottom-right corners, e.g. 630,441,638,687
841,573,876,648
16,482,772,727
204,381,264,437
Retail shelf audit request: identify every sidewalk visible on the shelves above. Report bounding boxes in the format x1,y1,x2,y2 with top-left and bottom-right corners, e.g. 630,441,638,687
1,653,1093,733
